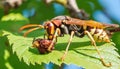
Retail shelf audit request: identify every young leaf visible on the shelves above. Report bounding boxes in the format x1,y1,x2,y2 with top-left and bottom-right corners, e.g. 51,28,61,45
3,31,120,69
0,30,3,36
1,13,28,21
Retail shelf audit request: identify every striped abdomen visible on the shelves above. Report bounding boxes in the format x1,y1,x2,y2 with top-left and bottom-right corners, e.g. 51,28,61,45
88,28,110,42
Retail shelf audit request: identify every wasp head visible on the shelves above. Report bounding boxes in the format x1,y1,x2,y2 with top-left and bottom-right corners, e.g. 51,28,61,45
44,21,55,40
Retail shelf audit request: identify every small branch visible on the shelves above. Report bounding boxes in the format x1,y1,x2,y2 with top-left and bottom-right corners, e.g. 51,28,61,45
44,0,89,20
3,0,24,15
66,0,89,19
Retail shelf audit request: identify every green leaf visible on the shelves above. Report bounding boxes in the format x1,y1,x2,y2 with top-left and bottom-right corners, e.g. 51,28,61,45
3,31,120,69
112,32,120,55
0,35,45,69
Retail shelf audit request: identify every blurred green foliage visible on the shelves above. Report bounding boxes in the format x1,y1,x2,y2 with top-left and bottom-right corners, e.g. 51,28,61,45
0,35,45,69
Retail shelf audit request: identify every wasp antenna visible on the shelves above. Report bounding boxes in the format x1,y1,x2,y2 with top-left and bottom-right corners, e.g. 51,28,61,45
19,24,43,31
23,27,40,37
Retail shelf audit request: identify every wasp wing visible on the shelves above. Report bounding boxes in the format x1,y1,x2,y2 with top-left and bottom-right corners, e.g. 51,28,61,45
65,18,120,29
102,23,119,29
65,18,105,28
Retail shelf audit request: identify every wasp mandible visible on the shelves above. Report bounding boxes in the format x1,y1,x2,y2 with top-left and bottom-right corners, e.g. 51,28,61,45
19,15,120,67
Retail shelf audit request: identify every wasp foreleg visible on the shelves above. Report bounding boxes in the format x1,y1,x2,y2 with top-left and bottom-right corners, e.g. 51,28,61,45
47,28,60,51
61,31,75,61
84,31,112,67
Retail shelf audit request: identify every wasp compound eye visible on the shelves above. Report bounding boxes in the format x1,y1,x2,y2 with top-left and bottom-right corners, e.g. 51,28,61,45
32,38,55,54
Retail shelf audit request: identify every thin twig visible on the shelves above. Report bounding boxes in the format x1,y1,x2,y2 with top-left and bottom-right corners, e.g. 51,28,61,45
66,0,89,19
44,0,89,19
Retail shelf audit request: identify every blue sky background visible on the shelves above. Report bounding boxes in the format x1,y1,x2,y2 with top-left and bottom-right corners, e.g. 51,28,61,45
93,0,120,23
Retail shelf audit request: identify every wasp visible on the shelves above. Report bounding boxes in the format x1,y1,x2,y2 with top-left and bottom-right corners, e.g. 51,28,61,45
19,15,120,67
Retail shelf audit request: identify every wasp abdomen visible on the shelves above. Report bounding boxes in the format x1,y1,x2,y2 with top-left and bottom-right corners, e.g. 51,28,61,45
89,28,110,42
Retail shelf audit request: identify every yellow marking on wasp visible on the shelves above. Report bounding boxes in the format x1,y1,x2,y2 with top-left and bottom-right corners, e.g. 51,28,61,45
90,28,96,35
83,26,87,30
50,23,55,35
103,35,110,42
48,35,53,40
93,29,103,41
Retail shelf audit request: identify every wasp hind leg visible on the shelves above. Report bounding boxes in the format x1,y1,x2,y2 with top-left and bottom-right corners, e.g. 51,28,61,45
61,31,74,61
84,31,112,67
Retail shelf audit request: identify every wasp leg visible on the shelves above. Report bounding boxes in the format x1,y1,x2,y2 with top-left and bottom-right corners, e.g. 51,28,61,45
19,24,44,31
32,37,36,44
47,28,60,51
44,33,47,39
84,31,112,67
61,31,74,61
44,34,46,39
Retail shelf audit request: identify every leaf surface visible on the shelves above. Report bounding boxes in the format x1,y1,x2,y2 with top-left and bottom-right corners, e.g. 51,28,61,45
3,31,120,69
